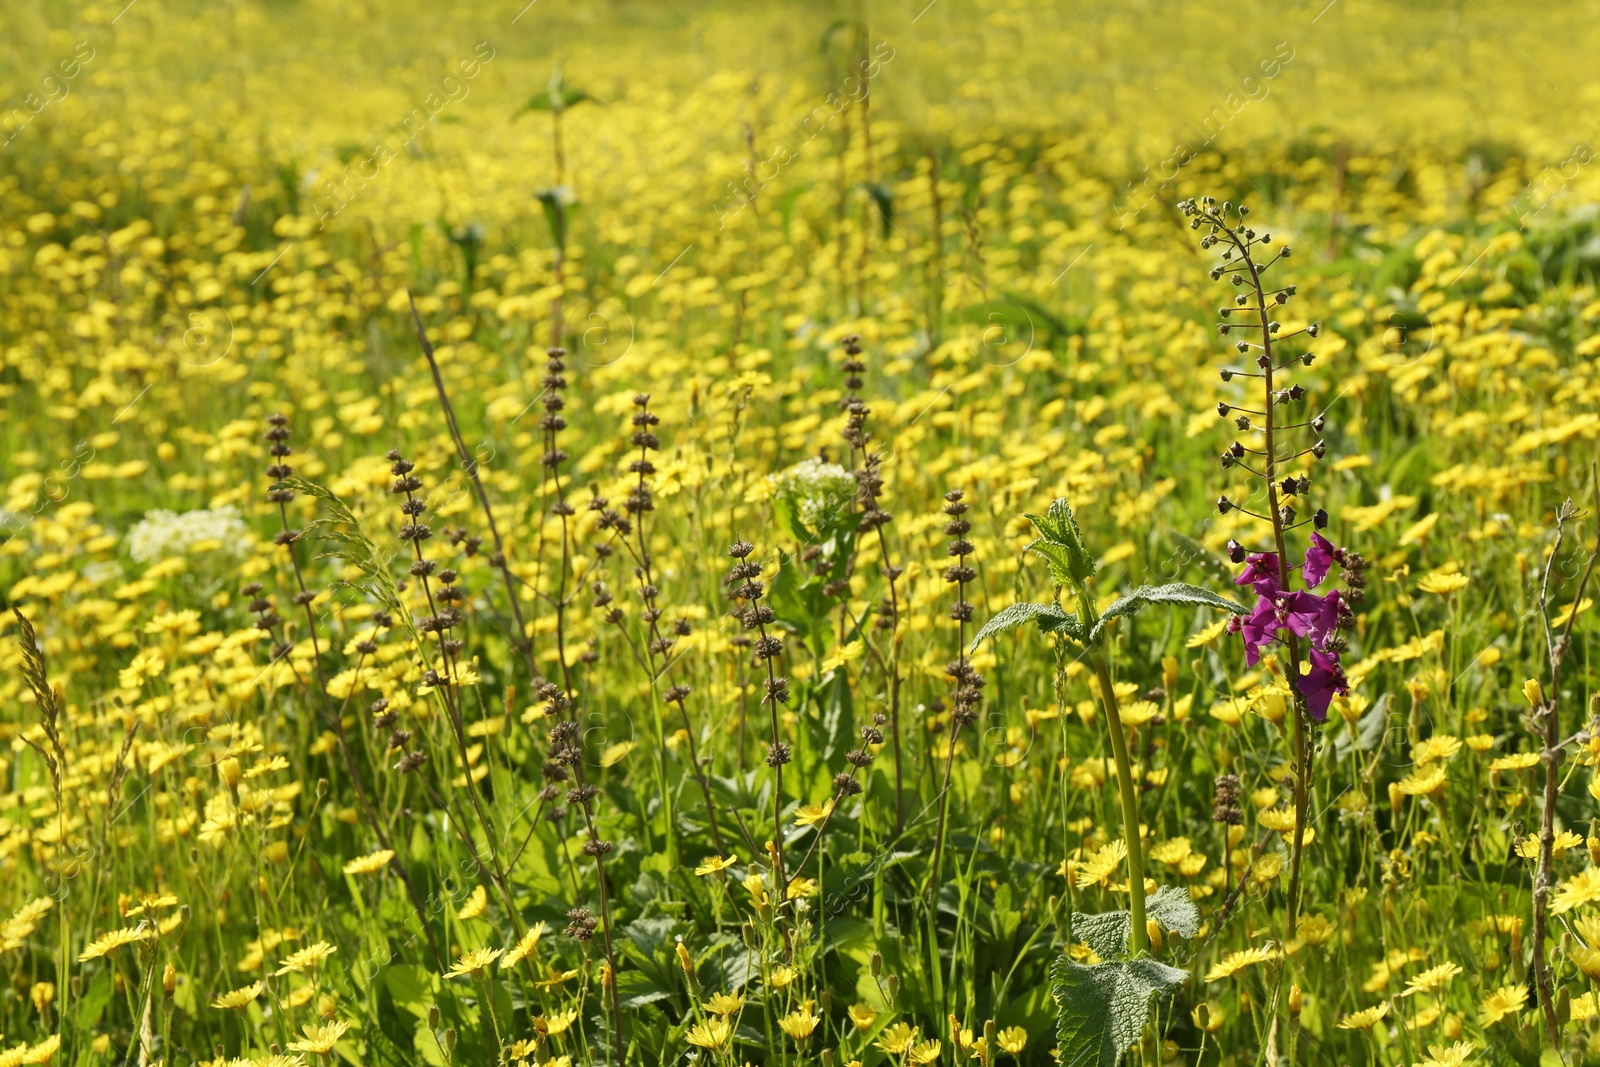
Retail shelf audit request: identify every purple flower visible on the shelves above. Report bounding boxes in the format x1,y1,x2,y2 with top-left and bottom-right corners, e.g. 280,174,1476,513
1282,589,1341,647
1234,552,1282,596
1240,596,1279,666
1302,532,1336,589
1296,647,1347,722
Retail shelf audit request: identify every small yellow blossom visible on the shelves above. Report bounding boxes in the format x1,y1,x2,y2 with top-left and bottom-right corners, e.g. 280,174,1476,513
287,1020,349,1055
779,1005,819,1041
78,926,154,961
211,982,265,1010
1336,1001,1389,1030
1205,946,1275,982
1478,984,1527,1026
695,855,738,876
341,849,394,876
274,942,337,976
996,1026,1028,1053
443,947,503,979
686,1017,732,1050
705,992,745,1016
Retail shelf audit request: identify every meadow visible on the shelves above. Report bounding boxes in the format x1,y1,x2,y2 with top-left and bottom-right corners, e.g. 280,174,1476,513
4,1,1600,1064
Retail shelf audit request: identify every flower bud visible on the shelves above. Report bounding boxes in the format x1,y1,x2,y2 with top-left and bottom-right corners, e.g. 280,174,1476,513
1191,1002,1224,1033
217,757,242,789
676,941,699,992
30,982,55,1014
163,963,177,996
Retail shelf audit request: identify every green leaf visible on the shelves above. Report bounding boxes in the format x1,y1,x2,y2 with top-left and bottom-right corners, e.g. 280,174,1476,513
969,601,1082,653
1072,909,1131,961
615,968,675,1010
1147,884,1202,940
1024,539,1083,589
1052,954,1189,1067
522,86,595,113
1088,582,1247,642
381,964,437,1018
1068,887,1201,961
1024,499,1096,584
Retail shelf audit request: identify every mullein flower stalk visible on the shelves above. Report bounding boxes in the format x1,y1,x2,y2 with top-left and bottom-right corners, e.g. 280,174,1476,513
726,540,790,899
838,333,907,831
263,417,444,969
1181,196,1352,939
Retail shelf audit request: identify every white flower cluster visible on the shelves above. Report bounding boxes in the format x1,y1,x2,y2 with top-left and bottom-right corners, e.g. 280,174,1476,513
770,458,855,532
126,505,249,563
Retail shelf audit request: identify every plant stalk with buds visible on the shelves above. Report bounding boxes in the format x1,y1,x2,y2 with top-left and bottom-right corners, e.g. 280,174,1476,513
1181,196,1357,939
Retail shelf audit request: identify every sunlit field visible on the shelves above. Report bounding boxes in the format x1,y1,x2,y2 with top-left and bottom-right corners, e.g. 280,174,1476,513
5,2,1600,1065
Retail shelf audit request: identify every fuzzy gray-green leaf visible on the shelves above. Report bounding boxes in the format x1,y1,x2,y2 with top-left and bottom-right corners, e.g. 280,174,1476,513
1088,582,1247,642
1072,909,1131,961
1052,955,1190,1067
969,601,1082,653
1068,886,1200,960
1024,498,1096,584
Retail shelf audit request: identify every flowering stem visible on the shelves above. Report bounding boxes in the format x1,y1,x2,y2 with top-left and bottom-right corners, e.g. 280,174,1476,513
1219,215,1311,939
1090,650,1147,954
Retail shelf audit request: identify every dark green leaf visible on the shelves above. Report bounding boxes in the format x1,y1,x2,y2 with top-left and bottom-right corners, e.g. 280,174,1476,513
1068,887,1200,961
1089,583,1247,642
1072,909,1130,961
615,968,674,1010
1052,954,1189,1067
970,601,1081,653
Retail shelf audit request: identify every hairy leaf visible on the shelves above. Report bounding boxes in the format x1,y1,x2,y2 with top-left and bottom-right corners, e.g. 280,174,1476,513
1069,887,1201,960
1052,954,1189,1067
1147,883,1202,940
969,601,1082,652
1072,909,1131,961
1024,498,1096,584
1089,582,1247,642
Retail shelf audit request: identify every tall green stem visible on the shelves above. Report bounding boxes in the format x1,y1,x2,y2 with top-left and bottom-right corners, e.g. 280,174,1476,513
1090,650,1147,954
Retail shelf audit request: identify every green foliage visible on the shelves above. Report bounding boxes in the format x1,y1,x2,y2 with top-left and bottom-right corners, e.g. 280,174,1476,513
1023,498,1096,587
968,601,1082,652
1086,583,1247,642
1051,953,1189,1067
1070,885,1200,960
522,69,596,114
1054,888,1196,1064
